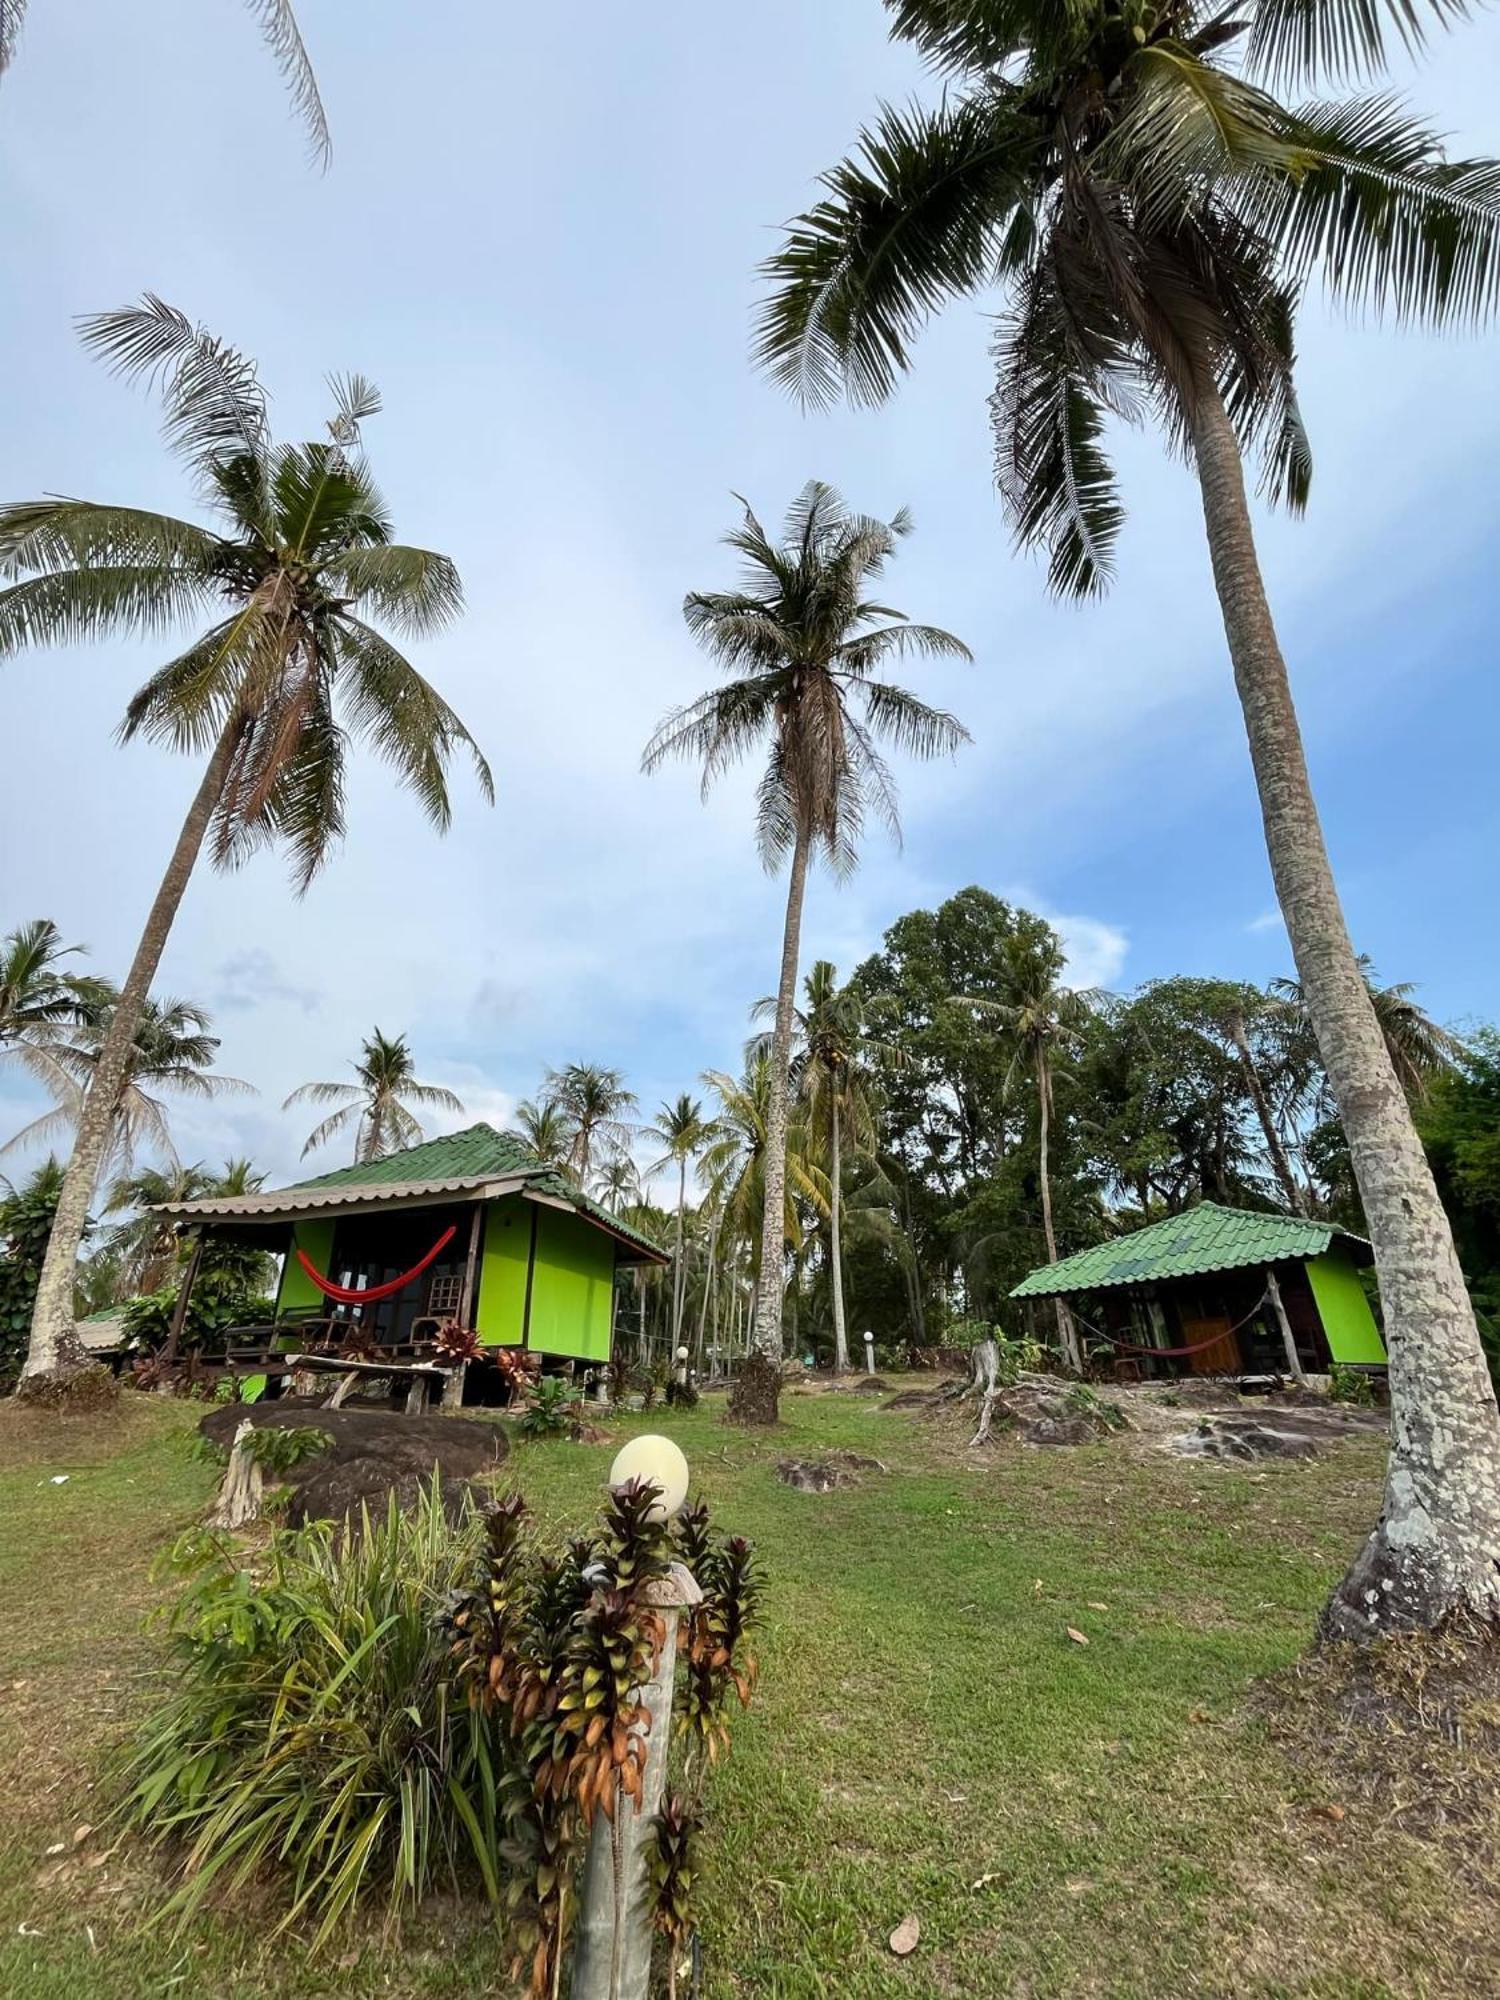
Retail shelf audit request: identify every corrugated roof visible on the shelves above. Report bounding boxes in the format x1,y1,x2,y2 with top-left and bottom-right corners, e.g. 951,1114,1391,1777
1009,1202,1369,1300
153,1124,667,1263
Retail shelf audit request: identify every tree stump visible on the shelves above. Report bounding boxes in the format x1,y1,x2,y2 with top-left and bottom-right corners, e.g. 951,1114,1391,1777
209,1419,265,1529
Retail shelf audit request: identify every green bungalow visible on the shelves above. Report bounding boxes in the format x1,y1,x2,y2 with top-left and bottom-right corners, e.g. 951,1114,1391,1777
151,1123,667,1398
1009,1202,1387,1380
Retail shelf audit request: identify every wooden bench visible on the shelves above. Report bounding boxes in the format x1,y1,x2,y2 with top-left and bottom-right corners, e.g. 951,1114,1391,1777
283,1350,458,1415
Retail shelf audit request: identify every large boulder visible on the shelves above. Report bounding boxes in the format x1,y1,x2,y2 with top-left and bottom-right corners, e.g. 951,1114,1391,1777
199,1400,508,1523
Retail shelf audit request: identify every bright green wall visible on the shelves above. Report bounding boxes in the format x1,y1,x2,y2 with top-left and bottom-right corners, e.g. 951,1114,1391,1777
528,1207,616,1362
274,1219,335,1314
1306,1252,1387,1365
477,1197,532,1345
475,1197,617,1361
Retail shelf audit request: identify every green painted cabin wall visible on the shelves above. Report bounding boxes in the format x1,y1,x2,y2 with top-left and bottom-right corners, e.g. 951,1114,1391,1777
1305,1252,1387,1365
477,1198,532,1345
475,1197,615,1362
274,1219,335,1314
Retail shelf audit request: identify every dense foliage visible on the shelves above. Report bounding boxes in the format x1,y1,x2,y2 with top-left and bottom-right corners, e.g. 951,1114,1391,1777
0,1158,67,1388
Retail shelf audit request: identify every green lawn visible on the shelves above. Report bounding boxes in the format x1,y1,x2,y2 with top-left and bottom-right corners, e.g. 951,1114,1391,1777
0,1384,1492,1998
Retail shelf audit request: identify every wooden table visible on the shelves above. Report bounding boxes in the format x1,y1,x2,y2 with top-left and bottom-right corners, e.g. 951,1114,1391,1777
282,1351,458,1415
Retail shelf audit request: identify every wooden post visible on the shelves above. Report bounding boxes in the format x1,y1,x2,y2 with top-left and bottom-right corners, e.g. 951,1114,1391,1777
570,1561,703,2000
1265,1268,1305,1381
161,1231,205,1363
459,1203,484,1329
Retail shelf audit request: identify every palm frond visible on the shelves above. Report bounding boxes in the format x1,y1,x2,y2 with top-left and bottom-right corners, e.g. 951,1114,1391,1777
244,0,331,167
640,678,783,791
0,0,27,73
333,616,493,828
282,1079,360,1109
78,296,270,484
325,544,464,637
755,93,1033,407
298,1102,362,1158
0,499,217,581
857,679,971,761
1247,0,1479,90
0,563,214,655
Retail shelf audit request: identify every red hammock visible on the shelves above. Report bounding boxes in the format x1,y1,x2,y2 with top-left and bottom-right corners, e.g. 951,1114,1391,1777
295,1225,457,1305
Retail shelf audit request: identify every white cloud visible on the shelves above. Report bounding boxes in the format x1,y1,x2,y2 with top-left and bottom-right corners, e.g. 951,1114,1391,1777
1245,909,1285,936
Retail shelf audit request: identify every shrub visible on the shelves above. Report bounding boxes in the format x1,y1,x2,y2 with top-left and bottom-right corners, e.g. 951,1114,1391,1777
242,1424,332,1477
517,1375,579,1438
121,1273,274,1354
119,1483,493,1945
1329,1363,1377,1408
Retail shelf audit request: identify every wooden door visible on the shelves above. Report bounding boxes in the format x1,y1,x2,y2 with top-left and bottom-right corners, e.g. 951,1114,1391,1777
1181,1315,1241,1375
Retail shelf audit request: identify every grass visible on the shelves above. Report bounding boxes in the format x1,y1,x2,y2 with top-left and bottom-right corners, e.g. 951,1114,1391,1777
0,1382,1495,1997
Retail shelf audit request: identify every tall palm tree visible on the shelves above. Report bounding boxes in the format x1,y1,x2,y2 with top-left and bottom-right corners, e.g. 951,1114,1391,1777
759,0,1500,1630
284,1029,463,1163
544,1063,638,1186
507,1096,574,1170
645,1093,716,1353
644,483,968,1419
961,934,1095,1370
763,961,896,1373
7,995,251,1178
1,298,489,1389
1180,977,1308,1213
0,919,102,1100
700,1060,828,1294
101,1156,264,1295
0,1,330,166
1275,960,1467,1104
592,1150,644,1217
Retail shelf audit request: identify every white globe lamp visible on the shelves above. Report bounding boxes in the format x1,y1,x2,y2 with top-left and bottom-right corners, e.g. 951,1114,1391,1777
608,1433,690,1521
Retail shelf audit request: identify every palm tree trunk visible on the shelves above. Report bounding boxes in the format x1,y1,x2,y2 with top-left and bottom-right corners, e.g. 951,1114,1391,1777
1190,382,1500,1638
1230,1018,1305,1214
829,1091,850,1373
736,823,812,1422
671,1158,687,1351
22,713,247,1387
1035,1051,1081,1372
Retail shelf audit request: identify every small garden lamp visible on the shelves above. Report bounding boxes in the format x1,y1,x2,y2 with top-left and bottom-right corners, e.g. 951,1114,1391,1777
608,1433,690,1522
863,1330,876,1376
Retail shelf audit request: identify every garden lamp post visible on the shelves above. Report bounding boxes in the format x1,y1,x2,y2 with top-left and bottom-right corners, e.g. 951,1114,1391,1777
863,1330,876,1376
572,1437,699,2000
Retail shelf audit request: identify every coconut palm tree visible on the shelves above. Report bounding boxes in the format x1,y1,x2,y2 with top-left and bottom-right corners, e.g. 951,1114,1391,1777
285,1030,463,1163
759,961,897,1373
544,1064,638,1186
644,483,968,1419
1,298,489,1390
592,1150,644,1217
758,0,1500,1629
0,919,104,1101
100,1156,265,1296
645,1093,716,1354
960,934,1096,1370
507,1096,574,1170
1275,960,1467,1105
7,995,251,1178
0,1,330,166
700,1061,828,1312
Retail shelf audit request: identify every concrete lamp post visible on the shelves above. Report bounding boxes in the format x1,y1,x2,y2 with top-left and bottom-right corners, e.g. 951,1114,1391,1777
571,1435,699,2000
862,1330,876,1377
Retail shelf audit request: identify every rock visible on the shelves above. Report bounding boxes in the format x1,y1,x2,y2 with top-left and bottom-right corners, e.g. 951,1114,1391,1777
775,1448,886,1493
199,1401,508,1523
990,1377,1127,1448
1165,1416,1321,1462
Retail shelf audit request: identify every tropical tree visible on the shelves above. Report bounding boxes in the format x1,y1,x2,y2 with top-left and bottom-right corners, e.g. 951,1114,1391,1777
7,995,250,1178
0,1,330,166
507,1096,573,1170
769,961,896,1373
100,1156,265,1297
285,1030,463,1163
758,0,1500,1631
0,919,104,1101
1276,959,1467,1104
700,1060,828,1294
644,482,968,1420
592,1150,643,1217
0,1159,67,1389
960,933,1095,1369
645,1093,715,1355
0,298,488,1390
544,1064,638,1186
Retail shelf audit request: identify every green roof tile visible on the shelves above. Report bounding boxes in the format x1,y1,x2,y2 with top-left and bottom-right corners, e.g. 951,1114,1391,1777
284,1123,665,1261
1009,1202,1369,1300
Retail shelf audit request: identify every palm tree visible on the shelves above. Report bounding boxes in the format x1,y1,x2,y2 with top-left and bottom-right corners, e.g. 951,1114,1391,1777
763,961,896,1373
592,1150,643,1216
544,1064,638,1186
0,919,102,1100
0,1,330,166
508,1096,574,1170
7,995,251,1178
758,0,1500,1630
101,1156,265,1295
644,483,968,1419
1183,977,1309,1213
285,1030,463,1163
645,1093,716,1354
700,1060,828,1285
1276,960,1467,1104
1,299,489,1390
961,934,1095,1370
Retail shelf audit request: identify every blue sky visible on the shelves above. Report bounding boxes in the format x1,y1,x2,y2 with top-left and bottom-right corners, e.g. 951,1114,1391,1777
1,0,1497,1190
